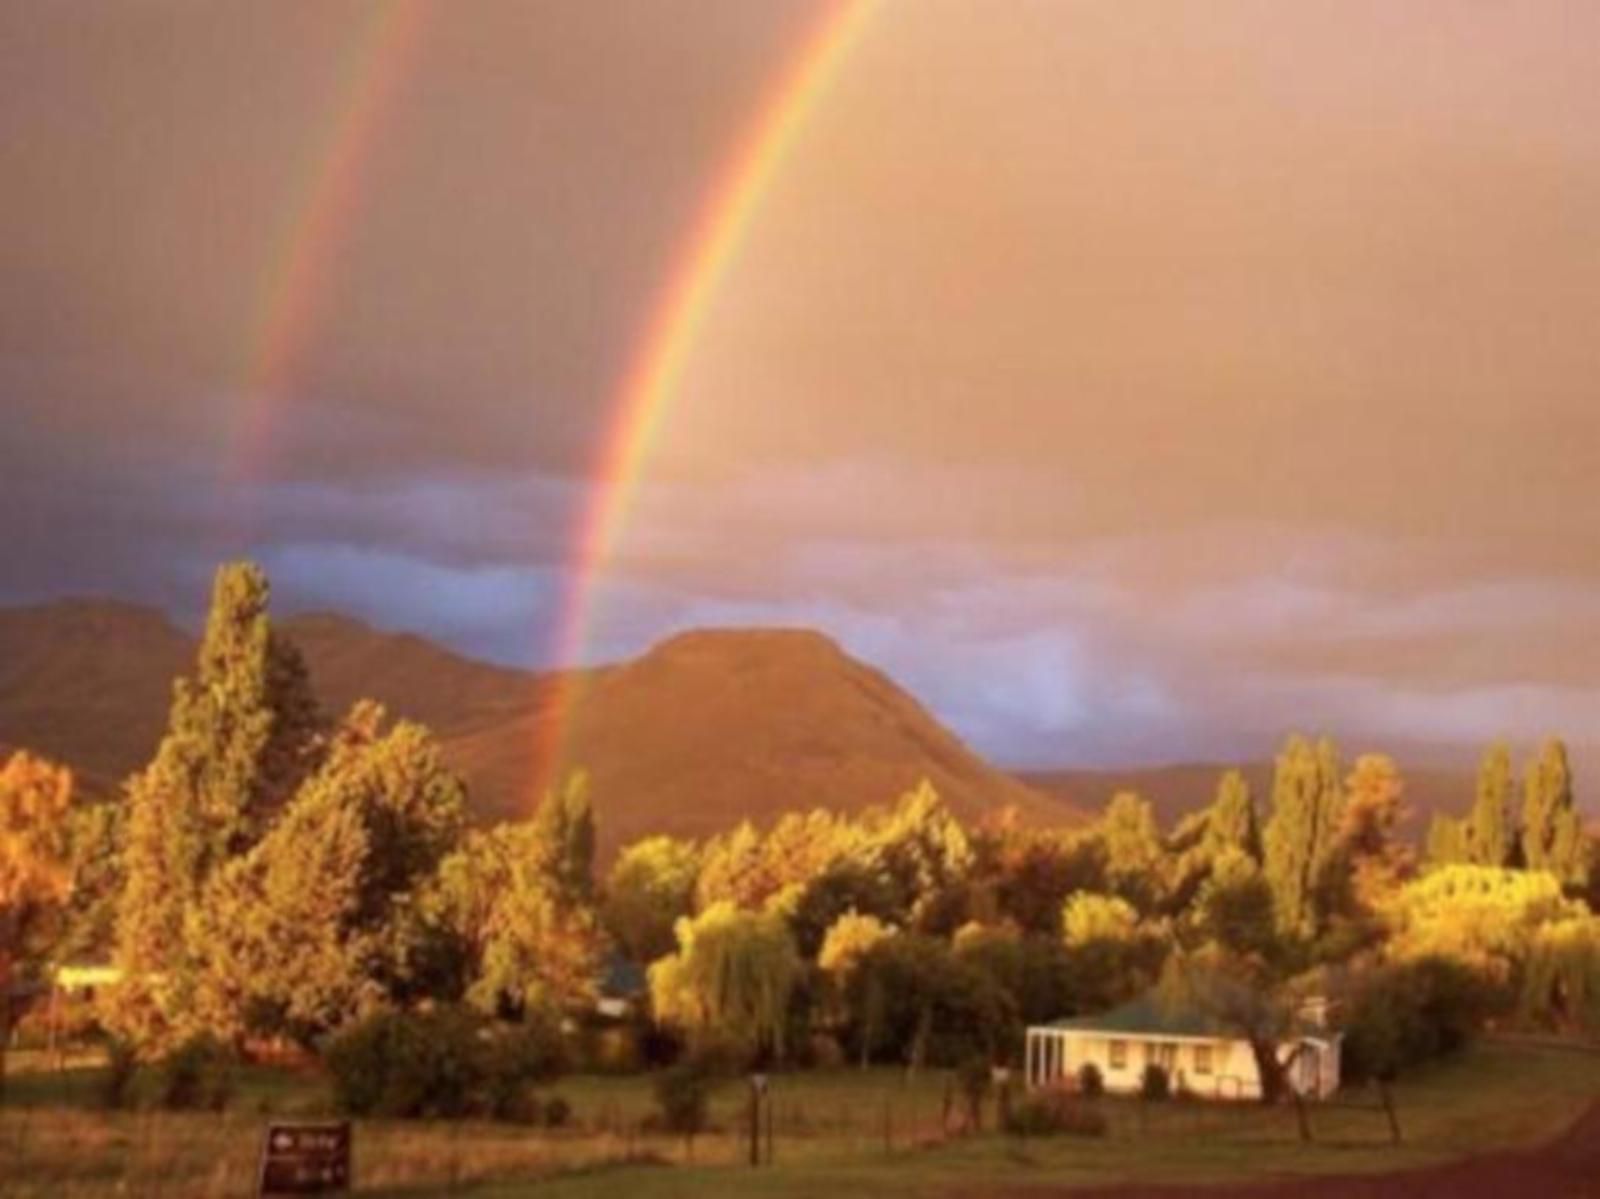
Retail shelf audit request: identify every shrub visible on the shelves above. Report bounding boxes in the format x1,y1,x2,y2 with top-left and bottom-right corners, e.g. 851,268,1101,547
484,1016,568,1120
1076,1061,1104,1097
544,1095,573,1128
1140,1063,1170,1102
157,1034,235,1111
1003,1091,1107,1138
327,1007,570,1121
1342,956,1489,1084
653,1060,715,1136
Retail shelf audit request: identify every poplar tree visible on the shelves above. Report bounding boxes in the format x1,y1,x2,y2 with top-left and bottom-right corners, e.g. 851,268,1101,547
1467,742,1516,868
1521,739,1586,886
531,770,596,907
1262,734,1342,938
110,562,323,1045
1206,769,1262,863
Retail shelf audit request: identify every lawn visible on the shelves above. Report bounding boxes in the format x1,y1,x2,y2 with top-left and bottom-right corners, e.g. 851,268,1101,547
0,1040,1594,1197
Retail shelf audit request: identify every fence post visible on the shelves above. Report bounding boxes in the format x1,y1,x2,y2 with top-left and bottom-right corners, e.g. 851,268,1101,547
1379,1079,1402,1144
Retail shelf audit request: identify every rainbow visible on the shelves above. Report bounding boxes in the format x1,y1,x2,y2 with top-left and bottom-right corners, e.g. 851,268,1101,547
237,0,429,481
533,0,879,785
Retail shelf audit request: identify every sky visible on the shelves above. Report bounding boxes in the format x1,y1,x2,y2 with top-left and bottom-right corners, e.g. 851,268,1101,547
3,1,1598,773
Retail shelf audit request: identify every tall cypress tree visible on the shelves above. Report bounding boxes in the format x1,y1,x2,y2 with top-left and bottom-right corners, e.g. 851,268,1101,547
111,562,323,1044
1468,741,1516,868
1521,738,1585,886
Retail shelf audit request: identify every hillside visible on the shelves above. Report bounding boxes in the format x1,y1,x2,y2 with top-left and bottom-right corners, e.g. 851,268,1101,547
0,601,1078,848
460,627,1075,850
0,599,192,795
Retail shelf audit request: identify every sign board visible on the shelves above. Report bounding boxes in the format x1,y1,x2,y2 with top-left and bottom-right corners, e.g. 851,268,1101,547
257,1122,352,1195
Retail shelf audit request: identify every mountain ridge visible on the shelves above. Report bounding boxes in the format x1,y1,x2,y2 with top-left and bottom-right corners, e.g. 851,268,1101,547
0,598,1082,849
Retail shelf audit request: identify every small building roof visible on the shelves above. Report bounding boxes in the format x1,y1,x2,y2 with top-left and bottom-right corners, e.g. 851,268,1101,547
1041,990,1335,1042
1044,991,1238,1039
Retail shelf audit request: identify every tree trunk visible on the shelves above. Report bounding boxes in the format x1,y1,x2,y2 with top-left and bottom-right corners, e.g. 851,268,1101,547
1248,1037,1286,1106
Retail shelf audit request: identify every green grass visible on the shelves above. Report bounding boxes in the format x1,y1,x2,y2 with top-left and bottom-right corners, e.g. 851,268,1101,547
1,1041,1594,1197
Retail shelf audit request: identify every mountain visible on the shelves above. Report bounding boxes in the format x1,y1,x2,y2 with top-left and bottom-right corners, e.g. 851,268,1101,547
0,599,191,795
457,628,1075,849
0,600,1079,849
1020,761,1478,834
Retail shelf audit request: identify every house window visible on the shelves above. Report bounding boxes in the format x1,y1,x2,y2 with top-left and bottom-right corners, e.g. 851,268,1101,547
1193,1044,1213,1076
1109,1039,1128,1070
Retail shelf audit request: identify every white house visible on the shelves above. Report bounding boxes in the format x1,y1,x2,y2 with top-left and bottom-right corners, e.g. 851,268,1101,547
1025,991,1341,1101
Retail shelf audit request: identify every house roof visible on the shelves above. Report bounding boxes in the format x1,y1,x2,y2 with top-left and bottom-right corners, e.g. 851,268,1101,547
1041,990,1335,1042
1044,992,1238,1039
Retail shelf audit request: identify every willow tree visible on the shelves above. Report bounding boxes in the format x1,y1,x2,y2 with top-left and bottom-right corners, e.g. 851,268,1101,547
0,752,74,1102
649,901,801,1060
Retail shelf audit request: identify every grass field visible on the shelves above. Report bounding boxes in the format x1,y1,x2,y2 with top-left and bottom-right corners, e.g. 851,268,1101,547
1,1040,1595,1197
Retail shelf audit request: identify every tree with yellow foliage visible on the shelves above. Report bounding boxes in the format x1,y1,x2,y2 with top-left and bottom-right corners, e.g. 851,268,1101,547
0,751,74,1102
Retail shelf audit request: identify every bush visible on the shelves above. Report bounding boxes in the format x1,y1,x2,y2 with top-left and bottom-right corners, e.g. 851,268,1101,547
1140,1063,1170,1102
157,1034,235,1111
1076,1061,1104,1097
1342,956,1488,1084
326,1005,564,1121
327,1007,484,1118
1003,1091,1108,1138
484,1017,568,1121
653,1060,715,1136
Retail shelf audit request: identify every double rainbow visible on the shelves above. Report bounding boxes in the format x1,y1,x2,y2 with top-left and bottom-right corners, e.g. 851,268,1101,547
240,0,879,790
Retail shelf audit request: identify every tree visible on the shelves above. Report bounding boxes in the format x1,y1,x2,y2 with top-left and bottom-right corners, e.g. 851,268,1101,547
1100,791,1165,910
1194,850,1279,960
845,933,1012,1069
428,821,607,1019
1060,891,1169,1010
603,836,700,964
1337,754,1410,912
853,781,974,931
817,909,896,1058
530,770,596,907
187,768,377,1045
1467,742,1516,868
1168,770,1261,913
1162,949,1298,1106
1521,739,1586,887
1425,815,1468,869
186,704,467,1043
0,752,74,1102
649,901,802,1060
110,562,322,1045
1262,735,1343,938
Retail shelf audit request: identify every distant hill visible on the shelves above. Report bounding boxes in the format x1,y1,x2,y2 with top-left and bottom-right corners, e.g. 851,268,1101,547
0,599,191,796
0,600,1081,850
1020,761,1478,835
459,628,1076,850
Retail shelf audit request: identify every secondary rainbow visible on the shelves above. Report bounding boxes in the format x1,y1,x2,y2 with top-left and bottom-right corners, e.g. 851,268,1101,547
532,0,879,781
235,0,429,483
